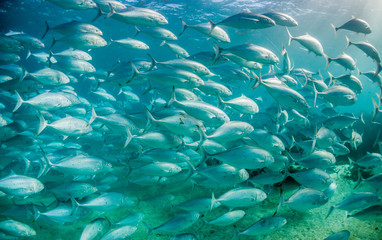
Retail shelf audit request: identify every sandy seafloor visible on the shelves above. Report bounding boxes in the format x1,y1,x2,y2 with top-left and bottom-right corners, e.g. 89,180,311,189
1,164,381,240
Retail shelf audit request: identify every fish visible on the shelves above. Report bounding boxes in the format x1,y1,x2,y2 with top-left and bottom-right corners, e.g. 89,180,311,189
0,219,36,238
325,53,356,70
195,164,249,185
79,218,110,240
34,204,92,225
216,187,267,208
0,35,24,53
111,38,149,51
100,225,137,240
0,172,45,197
44,0,97,10
331,17,371,35
347,205,382,220
42,20,103,39
233,216,287,238
209,145,274,170
217,94,259,115
50,32,108,50
145,211,200,236
71,192,135,212
278,188,329,211
0,52,20,65
262,11,298,27
135,26,177,41
214,42,279,65
345,36,381,77
323,230,351,240
326,192,380,218
202,210,245,227
5,32,45,50
286,28,324,56
160,40,190,58
179,18,230,43
209,11,275,31
105,4,168,27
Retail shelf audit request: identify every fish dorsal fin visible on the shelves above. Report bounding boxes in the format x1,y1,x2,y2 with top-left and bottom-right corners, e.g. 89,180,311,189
244,8,251,13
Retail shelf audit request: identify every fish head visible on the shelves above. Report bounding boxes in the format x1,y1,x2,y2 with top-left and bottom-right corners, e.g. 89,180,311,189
157,15,169,25
96,37,108,47
84,0,97,9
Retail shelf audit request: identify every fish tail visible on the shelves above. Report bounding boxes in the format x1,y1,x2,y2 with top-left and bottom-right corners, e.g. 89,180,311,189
313,81,319,108
210,192,216,212
49,37,56,50
324,54,332,69
41,20,50,39
38,146,51,177
232,225,241,240
105,3,115,19
147,53,157,71
134,26,140,37
88,105,97,125
143,221,153,238
70,197,80,216
325,205,335,219
195,124,207,152
273,188,284,217
32,205,41,221
327,71,334,87
251,69,262,89
143,106,158,132
371,97,381,122
213,41,223,64
12,90,24,112
330,23,338,39
179,18,188,36
359,111,366,125
124,126,133,148
216,92,225,108
165,86,177,108
354,169,364,189
26,50,31,60
127,60,139,83
373,60,381,78
345,36,352,49
286,27,293,46
208,18,217,35
159,40,166,47
36,110,47,136
92,3,105,22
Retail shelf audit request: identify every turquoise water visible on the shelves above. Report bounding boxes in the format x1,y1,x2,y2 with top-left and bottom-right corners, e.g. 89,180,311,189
1,0,382,239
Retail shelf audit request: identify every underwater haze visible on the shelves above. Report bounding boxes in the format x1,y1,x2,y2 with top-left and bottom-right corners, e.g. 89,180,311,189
0,0,382,239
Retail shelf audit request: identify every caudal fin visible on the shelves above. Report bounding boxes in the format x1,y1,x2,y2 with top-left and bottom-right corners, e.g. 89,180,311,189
373,60,382,78
345,36,352,50
213,42,223,64
36,111,47,136
324,54,332,69
12,91,24,112
105,3,115,19
207,18,217,35
179,18,188,36
134,26,141,37
165,86,177,108
286,27,293,46
88,105,97,125
325,205,335,219
41,21,50,39
330,23,338,39
147,53,158,71
92,3,105,22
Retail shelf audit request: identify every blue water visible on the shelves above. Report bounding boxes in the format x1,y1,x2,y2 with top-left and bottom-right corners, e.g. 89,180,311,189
1,0,382,239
